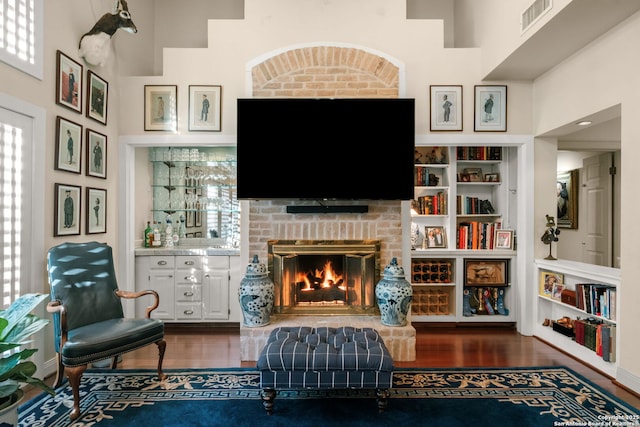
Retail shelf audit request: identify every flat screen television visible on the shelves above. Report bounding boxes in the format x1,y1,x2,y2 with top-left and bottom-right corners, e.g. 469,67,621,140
236,98,415,201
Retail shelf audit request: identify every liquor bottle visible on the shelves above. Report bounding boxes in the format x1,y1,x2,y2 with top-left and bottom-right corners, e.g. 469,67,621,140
152,221,161,247
144,221,152,248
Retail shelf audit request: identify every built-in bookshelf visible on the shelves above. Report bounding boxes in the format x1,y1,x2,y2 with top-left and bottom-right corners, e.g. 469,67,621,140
534,258,619,377
408,144,518,324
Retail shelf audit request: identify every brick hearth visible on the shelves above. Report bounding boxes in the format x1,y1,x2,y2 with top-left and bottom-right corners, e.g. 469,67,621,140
240,315,416,362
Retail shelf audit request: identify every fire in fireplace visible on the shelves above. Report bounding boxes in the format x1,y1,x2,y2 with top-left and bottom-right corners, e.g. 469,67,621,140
267,240,381,315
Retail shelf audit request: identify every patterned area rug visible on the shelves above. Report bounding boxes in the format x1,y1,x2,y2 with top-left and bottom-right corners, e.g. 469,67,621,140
18,367,640,427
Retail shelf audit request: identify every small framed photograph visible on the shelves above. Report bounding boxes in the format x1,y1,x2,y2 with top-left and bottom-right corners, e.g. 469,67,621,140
494,229,514,250
86,70,108,125
188,85,222,131
430,85,462,131
424,226,447,248
144,85,177,131
552,282,565,301
484,172,500,182
54,183,81,236
86,129,107,179
86,187,107,234
539,271,563,297
56,50,83,113
463,167,483,182
55,116,82,174
474,85,507,132
464,259,509,287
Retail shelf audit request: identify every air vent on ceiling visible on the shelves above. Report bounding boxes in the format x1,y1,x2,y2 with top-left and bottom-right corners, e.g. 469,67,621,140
521,0,552,33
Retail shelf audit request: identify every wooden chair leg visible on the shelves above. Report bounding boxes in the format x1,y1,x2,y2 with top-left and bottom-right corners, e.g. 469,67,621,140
156,339,167,380
66,364,88,421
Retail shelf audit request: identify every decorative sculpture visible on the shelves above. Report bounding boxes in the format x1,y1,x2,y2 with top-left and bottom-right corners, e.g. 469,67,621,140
79,0,137,67
541,214,561,260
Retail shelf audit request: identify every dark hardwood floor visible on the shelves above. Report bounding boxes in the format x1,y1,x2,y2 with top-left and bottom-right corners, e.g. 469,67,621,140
26,324,640,410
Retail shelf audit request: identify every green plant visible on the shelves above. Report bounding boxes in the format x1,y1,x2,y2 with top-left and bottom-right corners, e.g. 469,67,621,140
0,293,55,409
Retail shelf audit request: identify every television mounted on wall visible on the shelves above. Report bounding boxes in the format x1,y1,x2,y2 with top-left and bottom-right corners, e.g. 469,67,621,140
236,98,415,201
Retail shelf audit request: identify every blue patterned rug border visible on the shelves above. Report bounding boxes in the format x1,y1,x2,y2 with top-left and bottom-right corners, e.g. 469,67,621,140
18,366,640,427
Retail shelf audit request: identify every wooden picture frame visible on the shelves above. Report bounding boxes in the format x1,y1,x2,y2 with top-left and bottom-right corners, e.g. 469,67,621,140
484,172,500,182
86,129,107,179
494,229,514,250
463,167,483,182
55,116,82,174
424,226,447,248
557,169,579,229
552,282,565,301
144,85,177,131
86,187,107,234
464,259,509,287
86,70,108,125
188,85,222,131
539,272,563,297
56,50,83,113
474,85,507,132
430,85,462,131
54,183,81,236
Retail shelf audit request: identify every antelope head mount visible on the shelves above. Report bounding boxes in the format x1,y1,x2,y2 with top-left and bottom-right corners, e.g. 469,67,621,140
79,0,137,67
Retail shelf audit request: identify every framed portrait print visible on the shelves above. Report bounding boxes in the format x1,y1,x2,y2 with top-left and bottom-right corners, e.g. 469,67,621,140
494,229,514,250
54,183,81,236
86,129,107,179
474,85,507,132
87,70,108,125
539,271,563,297
55,116,82,174
56,50,83,113
144,85,177,131
464,259,509,287
86,187,107,234
189,85,222,131
557,169,579,229
424,226,447,248
430,85,462,131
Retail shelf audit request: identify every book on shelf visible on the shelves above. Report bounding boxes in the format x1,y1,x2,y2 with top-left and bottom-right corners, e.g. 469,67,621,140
575,283,616,320
456,221,501,250
456,146,502,161
412,191,447,215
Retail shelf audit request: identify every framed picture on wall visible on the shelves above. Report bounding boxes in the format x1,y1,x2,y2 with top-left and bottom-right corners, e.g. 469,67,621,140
56,50,83,113
86,70,108,125
474,85,507,132
188,85,222,131
55,116,82,174
557,169,579,229
86,129,107,179
144,85,177,131
54,183,81,236
430,85,462,131
86,187,107,234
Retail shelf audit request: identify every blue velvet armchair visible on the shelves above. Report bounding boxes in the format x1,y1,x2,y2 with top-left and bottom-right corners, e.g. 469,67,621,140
46,241,166,421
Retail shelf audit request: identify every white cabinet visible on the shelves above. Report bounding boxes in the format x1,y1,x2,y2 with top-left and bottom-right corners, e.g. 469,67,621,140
135,254,240,323
534,259,619,377
408,144,518,324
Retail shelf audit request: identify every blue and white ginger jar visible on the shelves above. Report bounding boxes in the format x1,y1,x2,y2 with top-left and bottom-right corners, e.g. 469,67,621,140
375,257,413,327
238,255,274,327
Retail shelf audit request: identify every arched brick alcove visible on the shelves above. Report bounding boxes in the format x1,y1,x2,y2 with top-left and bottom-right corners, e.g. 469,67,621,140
246,44,403,266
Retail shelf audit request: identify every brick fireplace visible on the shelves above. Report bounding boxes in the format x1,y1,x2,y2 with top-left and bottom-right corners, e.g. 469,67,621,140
239,44,415,362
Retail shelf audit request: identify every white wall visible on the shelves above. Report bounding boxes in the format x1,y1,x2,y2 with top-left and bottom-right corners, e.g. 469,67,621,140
532,13,640,391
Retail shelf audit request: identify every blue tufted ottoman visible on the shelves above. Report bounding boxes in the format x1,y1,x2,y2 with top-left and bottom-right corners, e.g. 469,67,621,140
257,326,394,414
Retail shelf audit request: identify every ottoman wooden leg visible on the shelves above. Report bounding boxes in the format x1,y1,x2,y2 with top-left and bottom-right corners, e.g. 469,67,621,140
261,388,276,415
376,388,390,413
